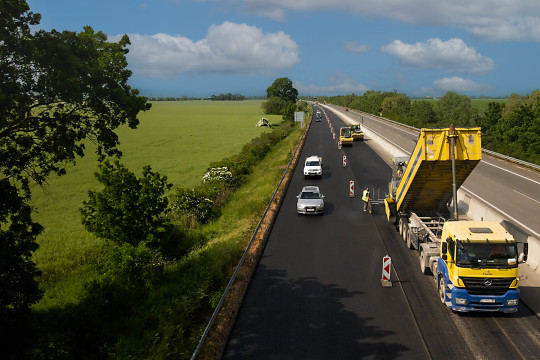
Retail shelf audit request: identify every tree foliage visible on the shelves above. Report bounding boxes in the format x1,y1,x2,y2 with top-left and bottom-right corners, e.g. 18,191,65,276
266,77,298,103
81,161,172,246
263,77,299,117
0,0,150,322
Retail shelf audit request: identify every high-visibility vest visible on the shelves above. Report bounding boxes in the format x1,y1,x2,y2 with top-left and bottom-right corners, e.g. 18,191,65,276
362,190,369,202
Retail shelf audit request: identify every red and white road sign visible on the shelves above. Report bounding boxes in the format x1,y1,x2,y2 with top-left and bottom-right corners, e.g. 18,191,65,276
333,132,335,139
382,255,391,281
338,141,342,150
343,155,347,167
349,180,354,197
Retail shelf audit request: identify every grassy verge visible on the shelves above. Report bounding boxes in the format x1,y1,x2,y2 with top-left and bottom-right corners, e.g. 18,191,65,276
117,119,305,358
31,100,280,311
28,100,307,358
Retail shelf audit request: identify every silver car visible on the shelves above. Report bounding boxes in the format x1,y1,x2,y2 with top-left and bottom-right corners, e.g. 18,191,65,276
296,186,325,215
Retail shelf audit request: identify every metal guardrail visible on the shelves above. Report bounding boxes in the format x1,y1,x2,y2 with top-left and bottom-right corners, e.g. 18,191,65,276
190,115,309,360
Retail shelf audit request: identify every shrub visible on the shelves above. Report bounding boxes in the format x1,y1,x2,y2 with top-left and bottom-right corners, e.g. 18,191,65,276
80,160,172,246
171,188,216,225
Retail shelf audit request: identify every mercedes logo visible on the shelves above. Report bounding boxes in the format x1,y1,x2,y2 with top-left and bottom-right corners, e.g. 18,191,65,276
484,278,493,286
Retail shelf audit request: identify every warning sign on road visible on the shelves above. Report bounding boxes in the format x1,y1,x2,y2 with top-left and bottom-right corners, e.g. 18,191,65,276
343,155,347,167
381,255,392,287
349,180,354,197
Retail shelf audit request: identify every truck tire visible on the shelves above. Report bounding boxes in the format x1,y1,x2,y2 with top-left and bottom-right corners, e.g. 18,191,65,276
438,276,446,304
406,228,414,249
419,249,430,274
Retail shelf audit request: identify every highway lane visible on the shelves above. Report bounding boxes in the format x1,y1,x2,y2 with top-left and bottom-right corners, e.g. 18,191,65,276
224,107,448,359
318,105,540,359
331,105,540,241
223,105,540,359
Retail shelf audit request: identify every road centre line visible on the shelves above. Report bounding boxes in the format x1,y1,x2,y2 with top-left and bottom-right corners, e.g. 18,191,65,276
513,190,540,205
482,160,540,186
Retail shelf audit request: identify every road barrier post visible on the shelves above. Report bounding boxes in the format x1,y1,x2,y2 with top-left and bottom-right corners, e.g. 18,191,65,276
349,180,354,197
343,155,347,167
338,141,342,150
381,255,392,287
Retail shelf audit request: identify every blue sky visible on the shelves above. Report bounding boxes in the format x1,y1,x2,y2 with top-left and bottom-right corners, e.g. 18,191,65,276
28,0,540,98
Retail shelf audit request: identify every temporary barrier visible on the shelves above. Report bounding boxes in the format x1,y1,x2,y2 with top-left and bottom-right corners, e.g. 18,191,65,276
338,141,342,150
381,255,392,287
343,155,347,167
349,180,354,197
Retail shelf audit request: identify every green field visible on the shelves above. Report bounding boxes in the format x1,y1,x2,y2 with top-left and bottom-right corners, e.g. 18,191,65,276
31,100,281,309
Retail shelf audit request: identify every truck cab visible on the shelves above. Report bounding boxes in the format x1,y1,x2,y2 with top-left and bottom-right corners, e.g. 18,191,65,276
437,221,519,313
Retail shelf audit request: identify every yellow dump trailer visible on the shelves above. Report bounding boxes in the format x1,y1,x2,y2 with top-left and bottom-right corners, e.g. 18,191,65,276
386,126,482,217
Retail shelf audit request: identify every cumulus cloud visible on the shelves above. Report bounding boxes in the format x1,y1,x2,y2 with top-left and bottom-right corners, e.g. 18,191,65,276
381,38,495,74
295,73,369,95
240,0,540,42
343,41,369,54
433,76,493,93
114,22,299,78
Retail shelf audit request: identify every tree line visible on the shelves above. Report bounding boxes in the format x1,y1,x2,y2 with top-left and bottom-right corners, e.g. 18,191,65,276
319,90,540,165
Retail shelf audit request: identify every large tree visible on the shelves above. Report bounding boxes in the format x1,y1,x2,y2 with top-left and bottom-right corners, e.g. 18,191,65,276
266,77,298,103
0,0,150,325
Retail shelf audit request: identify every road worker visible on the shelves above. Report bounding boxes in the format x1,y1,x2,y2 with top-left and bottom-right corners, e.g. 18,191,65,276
362,187,370,212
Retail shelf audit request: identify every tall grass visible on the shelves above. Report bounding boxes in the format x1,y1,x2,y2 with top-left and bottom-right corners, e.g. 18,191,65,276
31,100,280,310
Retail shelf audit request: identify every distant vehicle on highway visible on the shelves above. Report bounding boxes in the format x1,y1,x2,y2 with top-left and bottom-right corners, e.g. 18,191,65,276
303,155,323,178
339,127,354,146
296,186,325,215
350,124,364,141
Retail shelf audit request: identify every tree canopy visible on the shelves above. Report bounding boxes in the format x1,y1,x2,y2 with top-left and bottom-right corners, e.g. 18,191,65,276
0,0,150,328
266,77,298,103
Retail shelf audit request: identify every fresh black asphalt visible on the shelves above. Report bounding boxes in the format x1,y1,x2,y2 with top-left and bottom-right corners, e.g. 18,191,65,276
223,107,431,359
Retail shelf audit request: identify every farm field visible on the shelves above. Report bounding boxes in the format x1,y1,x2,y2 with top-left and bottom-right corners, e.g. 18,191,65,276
31,100,280,309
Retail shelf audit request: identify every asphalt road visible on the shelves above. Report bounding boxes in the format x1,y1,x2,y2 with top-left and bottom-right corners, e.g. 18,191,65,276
223,105,540,360
224,107,438,359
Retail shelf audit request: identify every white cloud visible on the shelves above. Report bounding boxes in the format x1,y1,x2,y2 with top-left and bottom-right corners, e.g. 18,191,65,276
240,0,540,42
114,22,299,78
295,74,369,95
433,76,493,93
381,38,495,74
343,41,369,54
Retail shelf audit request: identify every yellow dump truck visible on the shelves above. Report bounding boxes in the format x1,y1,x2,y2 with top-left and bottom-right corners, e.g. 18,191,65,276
384,126,520,313
339,127,354,146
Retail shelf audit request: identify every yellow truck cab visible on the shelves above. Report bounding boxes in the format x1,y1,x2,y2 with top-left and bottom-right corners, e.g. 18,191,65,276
350,124,364,140
437,221,519,313
339,127,354,146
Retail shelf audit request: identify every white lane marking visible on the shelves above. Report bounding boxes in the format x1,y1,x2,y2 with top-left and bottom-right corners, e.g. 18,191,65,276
514,190,540,205
462,186,540,238
482,160,540,186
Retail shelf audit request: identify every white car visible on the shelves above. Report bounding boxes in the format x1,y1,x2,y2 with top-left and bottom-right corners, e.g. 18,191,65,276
303,155,323,178
297,186,325,215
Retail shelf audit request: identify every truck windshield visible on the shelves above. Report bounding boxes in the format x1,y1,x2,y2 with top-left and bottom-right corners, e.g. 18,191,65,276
456,242,518,268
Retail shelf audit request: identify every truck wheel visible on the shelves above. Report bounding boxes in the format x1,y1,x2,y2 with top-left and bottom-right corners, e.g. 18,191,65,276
419,250,429,274
406,229,413,249
438,276,446,304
